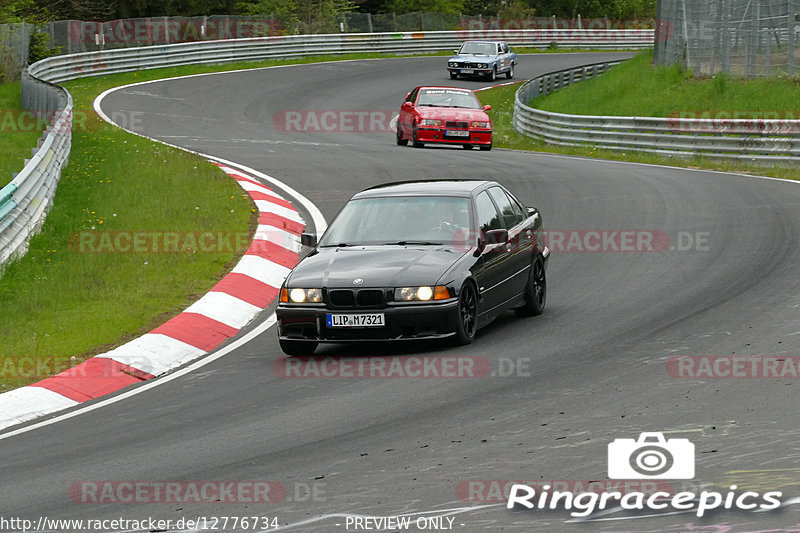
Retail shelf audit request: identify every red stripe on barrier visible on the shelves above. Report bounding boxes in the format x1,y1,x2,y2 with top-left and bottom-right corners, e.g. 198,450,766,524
31,358,153,403
151,313,239,351
210,273,280,308
234,175,272,190
259,212,304,235
246,240,299,269
249,191,296,211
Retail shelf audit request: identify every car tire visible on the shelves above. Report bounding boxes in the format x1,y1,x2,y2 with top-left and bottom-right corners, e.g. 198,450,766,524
454,282,478,345
506,64,514,79
515,255,546,317
279,339,318,356
396,122,408,146
450,71,458,79
462,144,473,150
412,125,424,148
487,66,496,82
479,143,492,151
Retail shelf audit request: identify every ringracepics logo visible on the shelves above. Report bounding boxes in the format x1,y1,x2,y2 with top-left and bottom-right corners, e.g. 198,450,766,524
506,432,783,518
608,432,694,479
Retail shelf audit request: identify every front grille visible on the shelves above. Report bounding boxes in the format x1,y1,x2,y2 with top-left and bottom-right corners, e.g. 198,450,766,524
329,289,354,307
328,288,385,308
445,121,469,130
357,289,383,307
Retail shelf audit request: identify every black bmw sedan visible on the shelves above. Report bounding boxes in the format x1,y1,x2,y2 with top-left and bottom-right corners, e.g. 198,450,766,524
276,180,549,355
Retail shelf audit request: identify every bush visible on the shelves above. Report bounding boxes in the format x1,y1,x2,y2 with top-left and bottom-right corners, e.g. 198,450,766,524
28,32,60,64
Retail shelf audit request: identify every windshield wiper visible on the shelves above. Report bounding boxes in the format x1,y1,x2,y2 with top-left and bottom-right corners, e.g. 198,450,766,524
418,104,444,107
384,241,443,246
320,242,354,248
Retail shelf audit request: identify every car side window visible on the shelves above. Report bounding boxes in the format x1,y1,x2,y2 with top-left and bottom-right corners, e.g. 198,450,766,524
504,190,527,220
497,43,503,54
488,187,524,228
406,88,418,103
475,191,503,232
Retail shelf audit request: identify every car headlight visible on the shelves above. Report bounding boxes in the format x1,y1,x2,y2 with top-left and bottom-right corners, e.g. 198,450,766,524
449,62,457,67
281,287,322,303
394,286,451,302
471,121,490,128
420,119,442,126
479,63,488,68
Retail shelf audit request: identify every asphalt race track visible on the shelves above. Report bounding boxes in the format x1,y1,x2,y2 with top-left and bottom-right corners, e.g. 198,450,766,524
3,52,800,532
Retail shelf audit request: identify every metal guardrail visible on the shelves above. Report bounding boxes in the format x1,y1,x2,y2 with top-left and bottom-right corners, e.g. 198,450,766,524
2,29,653,268
513,61,800,162
0,72,71,266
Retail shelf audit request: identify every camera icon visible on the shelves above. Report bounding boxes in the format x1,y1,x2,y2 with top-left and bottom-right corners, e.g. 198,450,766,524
608,432,695,479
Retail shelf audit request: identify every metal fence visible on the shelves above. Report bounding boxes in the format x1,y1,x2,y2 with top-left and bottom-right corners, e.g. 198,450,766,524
655,0,800,76
0,23,34,82
45,15,657,54
513,62,800,161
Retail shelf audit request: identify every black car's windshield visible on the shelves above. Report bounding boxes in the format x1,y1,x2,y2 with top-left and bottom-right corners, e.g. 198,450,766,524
417,89,481,109
319,196,472,248
458,42,496,55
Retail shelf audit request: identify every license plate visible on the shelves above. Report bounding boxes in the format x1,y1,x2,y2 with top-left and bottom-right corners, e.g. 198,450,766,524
461,69,474,74
326,313,385,328
446,130,470,137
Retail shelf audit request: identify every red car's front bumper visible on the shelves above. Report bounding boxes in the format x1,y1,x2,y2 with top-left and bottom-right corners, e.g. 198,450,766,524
416,127,492,145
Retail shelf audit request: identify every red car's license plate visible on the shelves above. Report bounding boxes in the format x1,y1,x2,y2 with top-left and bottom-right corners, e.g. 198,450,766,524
446,130,470,137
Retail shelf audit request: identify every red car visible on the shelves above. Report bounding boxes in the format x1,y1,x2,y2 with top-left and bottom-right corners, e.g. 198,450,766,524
396,86,492,151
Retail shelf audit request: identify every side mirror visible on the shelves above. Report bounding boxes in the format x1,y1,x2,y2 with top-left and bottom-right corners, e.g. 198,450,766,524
402,101,413,109
454,49,459,54
485,228,509,245
483,104,492,111
300,233,317,247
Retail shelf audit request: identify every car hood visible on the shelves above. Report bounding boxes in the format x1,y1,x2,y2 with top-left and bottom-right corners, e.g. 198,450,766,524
287,246,467,288
449,54,499,62
416,106,490,122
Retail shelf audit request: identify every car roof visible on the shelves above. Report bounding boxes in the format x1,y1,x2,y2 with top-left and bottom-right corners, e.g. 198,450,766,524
354,180,498,198
416,86,475,92
461,40,503,44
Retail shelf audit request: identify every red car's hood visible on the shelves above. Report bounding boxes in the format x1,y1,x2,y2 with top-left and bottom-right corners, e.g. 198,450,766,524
416,107,490,123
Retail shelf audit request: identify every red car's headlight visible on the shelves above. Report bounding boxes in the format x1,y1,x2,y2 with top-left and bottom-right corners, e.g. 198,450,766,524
420,119,442,126
471,121,490,128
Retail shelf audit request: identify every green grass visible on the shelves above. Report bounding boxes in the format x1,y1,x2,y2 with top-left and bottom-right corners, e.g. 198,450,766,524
532,50,800,117
478,52,800,182
0,75,257,392
0,82,48,188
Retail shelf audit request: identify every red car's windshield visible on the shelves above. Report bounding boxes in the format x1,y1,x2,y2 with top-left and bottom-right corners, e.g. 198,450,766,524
416,89,481,109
